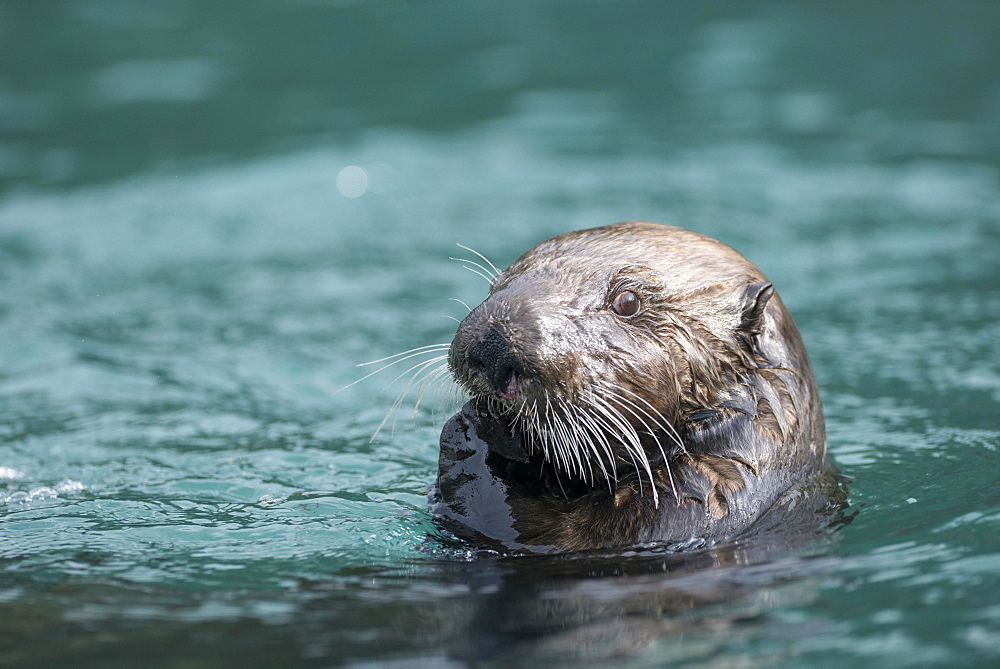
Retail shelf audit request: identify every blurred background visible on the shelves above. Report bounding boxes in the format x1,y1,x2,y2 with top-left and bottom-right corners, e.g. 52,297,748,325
1,1,999,665
3,0,999,192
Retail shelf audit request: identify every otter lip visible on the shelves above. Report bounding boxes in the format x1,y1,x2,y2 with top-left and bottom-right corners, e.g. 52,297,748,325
495,371,519,401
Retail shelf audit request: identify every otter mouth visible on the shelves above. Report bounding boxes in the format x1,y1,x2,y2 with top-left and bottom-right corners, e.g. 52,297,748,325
460,322,526,404
476,401,677,507
465,383,679,504
457,366,523,405
496,371,519,402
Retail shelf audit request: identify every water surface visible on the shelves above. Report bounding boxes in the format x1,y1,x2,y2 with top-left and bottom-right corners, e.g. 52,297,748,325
2,2,999,666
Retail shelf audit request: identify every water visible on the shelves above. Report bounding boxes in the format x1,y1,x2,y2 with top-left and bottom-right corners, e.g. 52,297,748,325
2,1,999,665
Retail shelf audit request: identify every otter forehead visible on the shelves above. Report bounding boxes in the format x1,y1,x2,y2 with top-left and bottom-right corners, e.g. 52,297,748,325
490,256,610,311
500,222,765,298
470,222,772,347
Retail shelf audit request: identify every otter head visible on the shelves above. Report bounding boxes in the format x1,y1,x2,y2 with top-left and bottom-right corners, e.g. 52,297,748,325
448,222,794,500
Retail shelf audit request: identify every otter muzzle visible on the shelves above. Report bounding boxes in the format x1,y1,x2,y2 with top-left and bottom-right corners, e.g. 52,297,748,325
466,324,522,401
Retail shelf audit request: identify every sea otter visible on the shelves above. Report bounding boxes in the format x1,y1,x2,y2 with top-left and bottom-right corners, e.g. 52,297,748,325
431,222,838,554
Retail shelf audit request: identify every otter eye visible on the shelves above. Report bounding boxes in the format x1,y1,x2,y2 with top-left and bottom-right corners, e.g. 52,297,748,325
612,290,640,317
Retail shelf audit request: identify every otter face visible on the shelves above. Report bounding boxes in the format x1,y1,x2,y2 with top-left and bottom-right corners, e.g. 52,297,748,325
446,222,791,499
448,257,674,413
433,223,833,552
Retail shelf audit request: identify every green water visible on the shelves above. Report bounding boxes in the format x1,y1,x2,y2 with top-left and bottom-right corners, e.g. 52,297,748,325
2,1,999,665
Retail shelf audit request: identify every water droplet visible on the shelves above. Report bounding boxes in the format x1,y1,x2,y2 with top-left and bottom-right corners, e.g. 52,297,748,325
258,493,285,506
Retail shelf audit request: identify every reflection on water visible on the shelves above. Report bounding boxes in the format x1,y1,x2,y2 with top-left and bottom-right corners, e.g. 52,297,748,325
1,0,999,666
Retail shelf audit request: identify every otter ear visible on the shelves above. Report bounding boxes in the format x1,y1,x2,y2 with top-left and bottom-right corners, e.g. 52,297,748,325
738,281,774,336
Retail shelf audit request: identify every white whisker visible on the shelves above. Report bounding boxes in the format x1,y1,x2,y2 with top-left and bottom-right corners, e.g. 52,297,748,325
340,345,449,392
449,297,472,312
371,356,450,441
456,243,503,278
379,355,448,393
449,256,498,282
584,391,658,505
610,383,686,454
356,343,451,368
412,365,454,416
457,264,495,285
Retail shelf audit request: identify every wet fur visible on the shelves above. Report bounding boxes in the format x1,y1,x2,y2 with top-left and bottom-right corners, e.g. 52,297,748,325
433,222,836,554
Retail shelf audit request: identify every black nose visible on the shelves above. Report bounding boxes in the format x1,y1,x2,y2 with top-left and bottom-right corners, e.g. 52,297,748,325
467,324,521,395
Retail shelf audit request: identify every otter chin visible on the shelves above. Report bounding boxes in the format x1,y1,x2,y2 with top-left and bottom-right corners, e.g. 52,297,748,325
432,222,841,555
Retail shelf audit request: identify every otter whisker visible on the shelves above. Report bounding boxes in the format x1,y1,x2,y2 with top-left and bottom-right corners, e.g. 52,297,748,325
371,355,449,441
516,397,555,484
453,262,496,285
580,394,642,478
356,343,452,368
558,398,596,484
449,381,467,410
584,391,645,459
548,402,577,479
610,383,687,455
599,388,679,501
552,400,588,495
411,364,454,417
455,243,502,279
428,367,462,417
372,360,446,440
450,256,498,283
588,409,647,495
611,402,665,504
616,386,687,500
540,403,573,498
426,368,465,423
528,399,545,470
567,401,616,484
344,344,451,390
532,393,556,463
380,354,449,395
584,391,658,506
566,403,608,482
400,370,447,423
449,297,473,312
556,400,593,483
523,397,563,481
602,385,685,499
597,386,672,456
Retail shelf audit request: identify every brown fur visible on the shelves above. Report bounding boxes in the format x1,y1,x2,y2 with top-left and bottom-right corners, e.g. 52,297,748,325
433,222,837,554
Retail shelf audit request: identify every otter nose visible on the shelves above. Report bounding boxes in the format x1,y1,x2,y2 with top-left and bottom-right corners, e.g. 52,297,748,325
467,324,521,400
